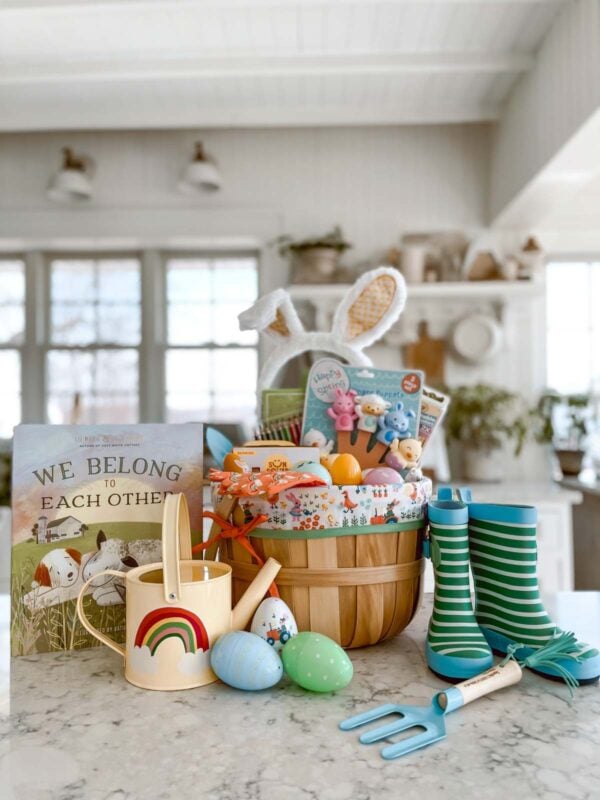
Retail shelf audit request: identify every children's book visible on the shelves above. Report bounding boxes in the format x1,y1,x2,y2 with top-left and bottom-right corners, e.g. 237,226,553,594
11,424,203,656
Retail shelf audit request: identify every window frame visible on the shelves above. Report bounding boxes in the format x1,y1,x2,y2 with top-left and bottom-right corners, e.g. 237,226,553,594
545,256,600,397
43,250,143,424
0,254,27,436
4,248,259,427
161,249,259,423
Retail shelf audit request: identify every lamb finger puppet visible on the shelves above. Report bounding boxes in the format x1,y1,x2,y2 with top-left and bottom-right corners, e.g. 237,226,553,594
238,266,407,394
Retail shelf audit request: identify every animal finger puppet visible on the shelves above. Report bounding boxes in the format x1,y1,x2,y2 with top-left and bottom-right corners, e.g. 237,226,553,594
385,437,422,470
327,388,358,432
377,402,416,446
355,394,391,434
302,427,334,455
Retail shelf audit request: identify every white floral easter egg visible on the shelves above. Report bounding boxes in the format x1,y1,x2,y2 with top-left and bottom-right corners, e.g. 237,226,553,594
210,631,283,691
251,597,298,652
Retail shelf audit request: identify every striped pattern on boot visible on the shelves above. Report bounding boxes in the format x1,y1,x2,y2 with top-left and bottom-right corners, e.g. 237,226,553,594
426,494,492,680
468,504,600,684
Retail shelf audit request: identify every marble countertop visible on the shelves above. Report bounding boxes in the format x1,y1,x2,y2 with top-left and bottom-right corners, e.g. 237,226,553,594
1,593,599,800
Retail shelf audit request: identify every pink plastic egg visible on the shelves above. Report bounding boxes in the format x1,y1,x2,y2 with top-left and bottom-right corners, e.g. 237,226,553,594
362,466,404,485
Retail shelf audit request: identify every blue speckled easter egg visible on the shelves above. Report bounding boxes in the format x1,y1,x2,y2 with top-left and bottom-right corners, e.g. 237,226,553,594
293,460,332,485
210,631,283,691
281,632,353,692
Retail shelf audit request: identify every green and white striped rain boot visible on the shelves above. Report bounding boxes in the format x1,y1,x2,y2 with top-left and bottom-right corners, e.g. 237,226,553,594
426,490,493,681
466,499,600,685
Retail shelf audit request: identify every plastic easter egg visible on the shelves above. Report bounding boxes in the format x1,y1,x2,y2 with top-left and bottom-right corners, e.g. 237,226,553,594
363,466,404,485
329,453,362,486
293,460,332,485
210,631,283,691
320,453,339,472
223,452,249,473
251,597,299,652
282,632,353,693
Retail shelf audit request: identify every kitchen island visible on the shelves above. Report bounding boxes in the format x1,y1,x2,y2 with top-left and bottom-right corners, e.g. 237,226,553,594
1,593,599,800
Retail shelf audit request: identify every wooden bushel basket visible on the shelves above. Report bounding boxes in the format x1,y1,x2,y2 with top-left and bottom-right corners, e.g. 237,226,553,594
219,521,425,649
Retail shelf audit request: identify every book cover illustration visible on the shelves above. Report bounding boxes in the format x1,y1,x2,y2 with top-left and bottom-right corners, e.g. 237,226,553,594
11,423,203,656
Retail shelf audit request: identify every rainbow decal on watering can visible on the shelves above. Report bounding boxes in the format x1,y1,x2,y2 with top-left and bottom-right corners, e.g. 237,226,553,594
134,607,209,656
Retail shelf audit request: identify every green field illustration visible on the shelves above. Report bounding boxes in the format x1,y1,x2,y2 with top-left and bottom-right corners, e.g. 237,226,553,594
11,423,204,655
11,521,162,656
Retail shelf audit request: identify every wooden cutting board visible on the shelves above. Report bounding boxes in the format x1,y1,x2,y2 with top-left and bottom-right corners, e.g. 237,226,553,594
403,321,446,387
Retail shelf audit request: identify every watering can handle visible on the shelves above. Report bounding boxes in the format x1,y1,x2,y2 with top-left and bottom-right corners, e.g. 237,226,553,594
76,569,126,657
162,493,193,605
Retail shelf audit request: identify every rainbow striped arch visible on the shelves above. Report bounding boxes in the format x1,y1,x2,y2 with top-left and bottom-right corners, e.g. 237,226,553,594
134,607,209,656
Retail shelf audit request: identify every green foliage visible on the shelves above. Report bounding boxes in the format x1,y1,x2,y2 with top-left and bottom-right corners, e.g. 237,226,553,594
272,225,352,258
444,383,531,456
535,391,590,448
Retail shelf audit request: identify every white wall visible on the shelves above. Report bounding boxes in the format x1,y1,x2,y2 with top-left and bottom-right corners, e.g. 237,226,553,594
0,125,490,283
0,123,550,477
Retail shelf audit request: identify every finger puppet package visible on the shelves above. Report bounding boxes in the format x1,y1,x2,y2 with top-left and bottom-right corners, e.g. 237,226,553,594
302,358,424,468
11,424,203,656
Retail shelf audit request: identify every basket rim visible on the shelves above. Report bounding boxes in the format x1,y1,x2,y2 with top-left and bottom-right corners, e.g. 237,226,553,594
247,519,425,539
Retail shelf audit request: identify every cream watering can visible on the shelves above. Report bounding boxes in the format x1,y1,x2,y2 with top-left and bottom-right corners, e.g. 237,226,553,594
77,493,281,690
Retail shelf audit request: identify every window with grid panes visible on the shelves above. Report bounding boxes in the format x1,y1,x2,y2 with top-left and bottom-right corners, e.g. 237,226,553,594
0,258,25,436
546,260,600,395
164,255,258,424
46,256,141,424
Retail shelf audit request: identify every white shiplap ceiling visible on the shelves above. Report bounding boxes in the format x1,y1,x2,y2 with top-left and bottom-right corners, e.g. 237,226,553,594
0,0,566,132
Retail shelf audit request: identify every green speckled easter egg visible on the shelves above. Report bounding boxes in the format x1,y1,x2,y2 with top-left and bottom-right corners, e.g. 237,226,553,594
281,631,353,692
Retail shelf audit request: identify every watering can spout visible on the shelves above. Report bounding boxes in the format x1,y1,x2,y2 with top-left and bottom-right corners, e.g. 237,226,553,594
231,557,281,631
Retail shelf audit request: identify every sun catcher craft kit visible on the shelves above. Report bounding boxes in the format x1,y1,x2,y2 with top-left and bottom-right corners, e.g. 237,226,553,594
10,266,599,760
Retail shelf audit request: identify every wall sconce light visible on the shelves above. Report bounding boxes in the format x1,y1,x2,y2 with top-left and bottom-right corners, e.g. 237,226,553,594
47,147,94,203
178,141,221,194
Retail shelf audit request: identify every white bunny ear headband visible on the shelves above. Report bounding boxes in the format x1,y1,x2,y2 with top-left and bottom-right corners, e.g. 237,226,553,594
239,266,407,392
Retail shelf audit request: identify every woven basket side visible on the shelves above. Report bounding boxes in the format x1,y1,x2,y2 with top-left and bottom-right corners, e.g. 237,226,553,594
222,526,423,648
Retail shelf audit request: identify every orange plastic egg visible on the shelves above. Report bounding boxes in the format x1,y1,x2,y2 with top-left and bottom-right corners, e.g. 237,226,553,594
223,452,249,473
329,453,362,486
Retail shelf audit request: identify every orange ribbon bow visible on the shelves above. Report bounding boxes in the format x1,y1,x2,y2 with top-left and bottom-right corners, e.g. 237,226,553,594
194,511,280,598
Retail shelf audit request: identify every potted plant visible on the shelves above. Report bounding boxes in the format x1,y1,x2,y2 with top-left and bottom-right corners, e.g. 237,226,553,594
272,226,351,283
535,391,590,476
444,384,530,482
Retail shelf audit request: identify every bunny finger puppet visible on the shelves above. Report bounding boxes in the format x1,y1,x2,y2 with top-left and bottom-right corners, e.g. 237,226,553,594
377,402,416,446
327,388,358,432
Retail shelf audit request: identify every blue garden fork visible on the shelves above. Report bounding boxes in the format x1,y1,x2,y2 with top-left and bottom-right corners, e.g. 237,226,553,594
340,660,523,760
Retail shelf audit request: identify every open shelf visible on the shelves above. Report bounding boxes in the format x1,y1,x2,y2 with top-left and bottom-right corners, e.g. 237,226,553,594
289,279,543,302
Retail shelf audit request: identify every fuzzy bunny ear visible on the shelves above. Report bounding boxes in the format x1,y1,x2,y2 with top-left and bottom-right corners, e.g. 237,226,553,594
332,267,406,348
238,288,305,341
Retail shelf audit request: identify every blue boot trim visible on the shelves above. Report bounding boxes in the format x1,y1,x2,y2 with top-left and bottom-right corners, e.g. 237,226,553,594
468,503,537,526
481,627,600,683
427,499,468,526
426,641,493,681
